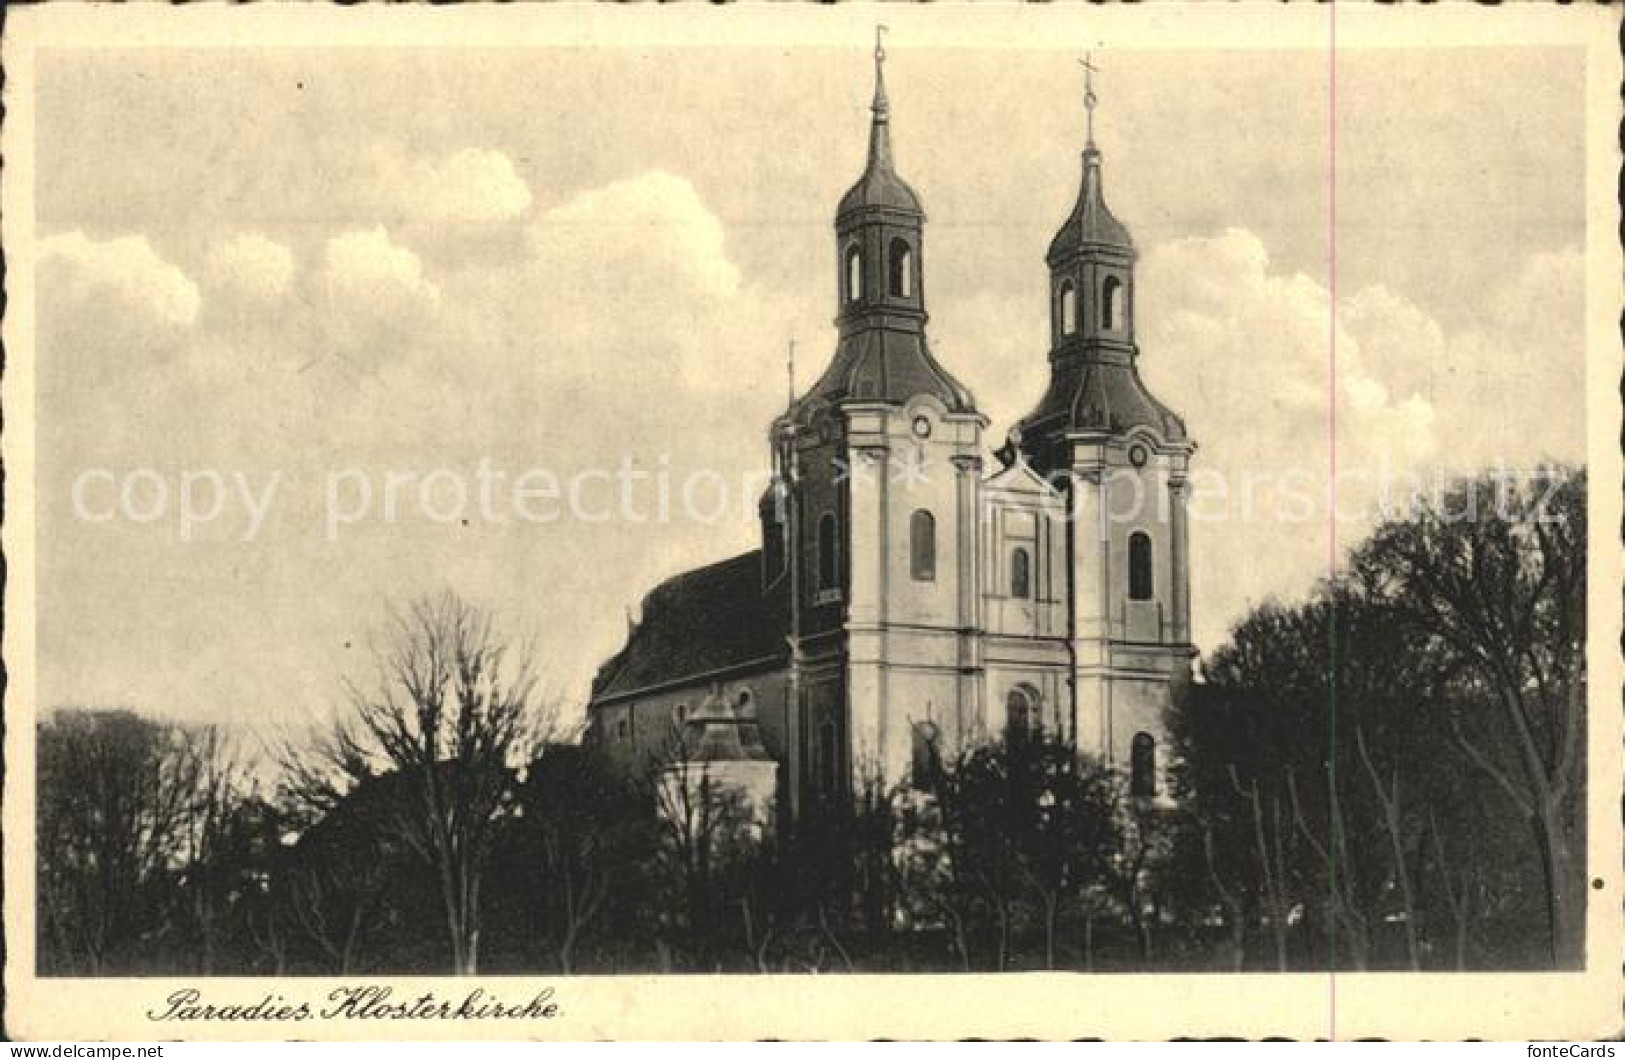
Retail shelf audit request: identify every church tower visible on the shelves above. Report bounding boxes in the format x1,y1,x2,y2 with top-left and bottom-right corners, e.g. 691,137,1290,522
1010,58,1196,786
774,34,987,808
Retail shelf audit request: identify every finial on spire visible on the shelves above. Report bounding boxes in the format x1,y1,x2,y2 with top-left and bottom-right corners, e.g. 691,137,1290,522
1080,50,1101,148
786,336,797,409
873,24,890,115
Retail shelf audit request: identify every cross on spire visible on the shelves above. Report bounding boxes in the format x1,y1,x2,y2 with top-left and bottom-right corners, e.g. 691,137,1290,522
872,24,890,115
1080,51,1100,147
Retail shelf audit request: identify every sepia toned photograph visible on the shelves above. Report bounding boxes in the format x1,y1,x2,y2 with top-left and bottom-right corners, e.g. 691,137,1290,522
3,2,1619,1042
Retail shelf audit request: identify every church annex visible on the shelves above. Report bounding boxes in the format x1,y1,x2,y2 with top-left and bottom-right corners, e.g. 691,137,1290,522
586,45,1196,821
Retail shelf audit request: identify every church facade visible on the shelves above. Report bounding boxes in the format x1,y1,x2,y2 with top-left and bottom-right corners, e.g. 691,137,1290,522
587,49,1196,821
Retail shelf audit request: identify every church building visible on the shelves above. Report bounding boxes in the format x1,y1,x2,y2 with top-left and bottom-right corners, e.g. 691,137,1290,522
587,45,1196,821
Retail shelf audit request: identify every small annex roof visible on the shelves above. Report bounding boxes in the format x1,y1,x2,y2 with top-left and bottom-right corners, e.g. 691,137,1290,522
683,687,774,763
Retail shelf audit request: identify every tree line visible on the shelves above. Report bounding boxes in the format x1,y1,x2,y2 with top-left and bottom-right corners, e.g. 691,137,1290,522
36,467,1586,974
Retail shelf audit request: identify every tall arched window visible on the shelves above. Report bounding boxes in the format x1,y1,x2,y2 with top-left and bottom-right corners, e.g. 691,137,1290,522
1006,685,1040,740
1059,281,1078,335
911,721,942,789
1128,531,1154,601
910,509,936,581
818,512,839,589
1010,547,1031,599
889,239,913,298
1131,731,1157,796
1102,275,1122,330
820,719,839,795
845,245,862,304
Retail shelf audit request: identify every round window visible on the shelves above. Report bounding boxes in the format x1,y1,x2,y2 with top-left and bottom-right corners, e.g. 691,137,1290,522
912,415,932,439
1129,443,1149,468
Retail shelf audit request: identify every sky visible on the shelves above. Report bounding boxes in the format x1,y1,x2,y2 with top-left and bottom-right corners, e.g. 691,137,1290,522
31,39,1588,733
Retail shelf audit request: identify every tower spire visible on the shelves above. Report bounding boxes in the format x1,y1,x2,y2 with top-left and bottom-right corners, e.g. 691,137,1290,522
810,30,976,420
867,25,892,172
786,336,797,410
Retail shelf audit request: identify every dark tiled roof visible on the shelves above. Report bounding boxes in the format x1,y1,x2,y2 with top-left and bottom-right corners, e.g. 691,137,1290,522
1014,359,1189,475
1048,147,1134,264
838,157,922,218
797,327,976,418
1069,361,1188,441
591,551,788,702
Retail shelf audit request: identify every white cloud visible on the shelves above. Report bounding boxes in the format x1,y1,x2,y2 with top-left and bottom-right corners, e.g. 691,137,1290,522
323,226,439,306
317,226,441,372
369,145,534,224
1131,229,1582,648
39,231,200,330
205,232,295,305
529,170,741,301
1433,248,1585,471
1139,230,1432,646
1142,227,1439,470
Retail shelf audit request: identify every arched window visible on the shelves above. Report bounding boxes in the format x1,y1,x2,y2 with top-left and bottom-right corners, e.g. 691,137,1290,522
1102,275,1122,330
1006,685,1040,740
616,717,630,742
820,719,839,795
818,512,839,589
1010,547,1032,599
910,509,936,581
763,525,785,584
1131,731,1157,796
845,245,862,304
889,239,913,298
1129,531,1154,601
911,721,942,788
1059,281,1078,335
675,703,689,725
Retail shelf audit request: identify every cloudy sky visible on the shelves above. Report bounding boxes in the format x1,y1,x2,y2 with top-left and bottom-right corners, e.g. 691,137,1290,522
31,29,1589,732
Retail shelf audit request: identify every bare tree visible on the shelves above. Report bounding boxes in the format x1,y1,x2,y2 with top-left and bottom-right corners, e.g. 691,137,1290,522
1227,768,1292,972
516,744,651,974
37,709,215,974
1426,805,1477,971
1200,824,1248,972
1285,766,1371,971
1358,468,1587,967
1355,725,1421,970
1111,788,1169,968
284,856,385,974
280,592,548,974
174,725,253,975
647,729,754,969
